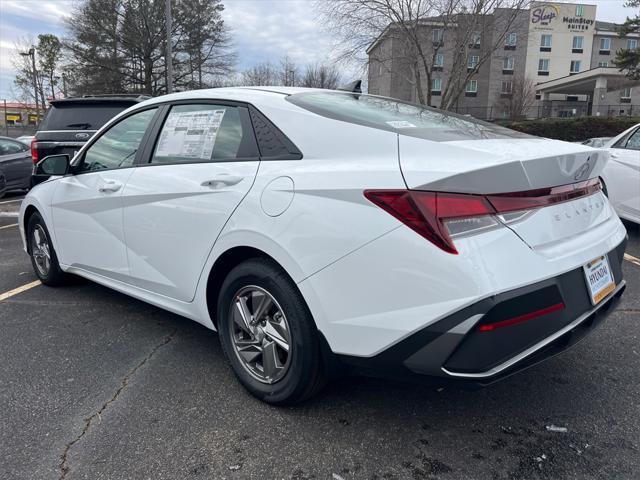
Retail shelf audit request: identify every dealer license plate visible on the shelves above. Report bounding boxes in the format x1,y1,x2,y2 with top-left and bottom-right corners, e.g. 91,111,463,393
583,255,615,305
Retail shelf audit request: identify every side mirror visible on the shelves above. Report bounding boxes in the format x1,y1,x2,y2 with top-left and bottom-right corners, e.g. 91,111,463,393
35,154,70,176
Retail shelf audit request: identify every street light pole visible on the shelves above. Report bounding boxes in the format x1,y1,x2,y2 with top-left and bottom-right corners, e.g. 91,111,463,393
20,47,39,123
165,0,173,94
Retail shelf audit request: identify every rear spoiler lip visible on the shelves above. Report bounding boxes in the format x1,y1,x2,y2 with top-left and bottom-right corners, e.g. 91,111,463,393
405,152,607,195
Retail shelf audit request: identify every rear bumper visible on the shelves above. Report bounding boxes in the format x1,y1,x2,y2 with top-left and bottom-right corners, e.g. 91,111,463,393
335,239,627,386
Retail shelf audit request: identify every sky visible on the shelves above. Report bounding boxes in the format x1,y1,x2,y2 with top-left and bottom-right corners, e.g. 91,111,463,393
0,0,634,100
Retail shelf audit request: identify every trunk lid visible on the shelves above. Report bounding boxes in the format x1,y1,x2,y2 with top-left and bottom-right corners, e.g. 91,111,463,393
398,136,615,255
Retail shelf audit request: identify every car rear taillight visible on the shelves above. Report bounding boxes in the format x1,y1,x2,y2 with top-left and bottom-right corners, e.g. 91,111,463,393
364,178,602,254
30,138,38,164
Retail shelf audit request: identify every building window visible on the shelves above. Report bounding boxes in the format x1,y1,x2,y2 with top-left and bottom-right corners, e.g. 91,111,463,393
431,78,442,94
433,29,443,44
503,56,514,71
540,34,552,49
505,32,517,47
467,55,479,70
598,61,609,67
570,60,581,74
470,31,481,47
628,39,638,50
572,36,583,52
600,37,611,52
576,5,585,17
622,87,632,99
501,81,513,94
466,80,478,93
433,53,444,67
538,58,550,75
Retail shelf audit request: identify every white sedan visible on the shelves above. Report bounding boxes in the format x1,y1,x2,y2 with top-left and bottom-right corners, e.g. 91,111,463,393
600,124,640,224
20,88,627,404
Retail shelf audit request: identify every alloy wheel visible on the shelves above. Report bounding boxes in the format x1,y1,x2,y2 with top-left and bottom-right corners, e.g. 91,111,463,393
228,285,292,384
31,225,51,277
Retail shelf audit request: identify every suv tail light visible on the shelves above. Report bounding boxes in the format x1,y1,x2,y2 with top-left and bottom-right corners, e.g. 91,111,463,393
364,178,602,254
30,138,38,164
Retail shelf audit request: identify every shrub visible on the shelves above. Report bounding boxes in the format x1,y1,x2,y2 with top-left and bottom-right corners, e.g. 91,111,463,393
498,116,640,142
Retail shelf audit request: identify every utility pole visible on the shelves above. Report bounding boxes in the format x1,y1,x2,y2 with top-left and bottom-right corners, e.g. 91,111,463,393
165,0,173,94
20,47,39,123
3,100,8,136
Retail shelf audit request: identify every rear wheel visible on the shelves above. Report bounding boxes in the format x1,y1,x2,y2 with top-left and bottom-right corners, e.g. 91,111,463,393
27,212,69,286
217,258,325,405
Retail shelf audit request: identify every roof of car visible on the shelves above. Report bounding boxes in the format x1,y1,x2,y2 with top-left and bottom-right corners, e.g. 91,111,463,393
50,95,151,106
136,86,341,111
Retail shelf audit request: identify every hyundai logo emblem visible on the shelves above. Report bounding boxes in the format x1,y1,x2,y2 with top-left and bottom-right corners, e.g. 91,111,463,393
574,160,590,180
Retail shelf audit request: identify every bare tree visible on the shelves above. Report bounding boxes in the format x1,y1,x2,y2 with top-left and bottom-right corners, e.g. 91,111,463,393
12,35,63,109
242,61,278,86
318,0,531,109
495,76,536,119
300,63,341,89
279,56,299,86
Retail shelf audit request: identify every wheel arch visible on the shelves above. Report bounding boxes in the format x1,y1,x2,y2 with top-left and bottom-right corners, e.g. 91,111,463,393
22,204,40,253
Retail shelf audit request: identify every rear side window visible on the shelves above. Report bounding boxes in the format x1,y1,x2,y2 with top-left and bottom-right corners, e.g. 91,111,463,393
286,92,530,142
150,104,258,164
39,102,134,131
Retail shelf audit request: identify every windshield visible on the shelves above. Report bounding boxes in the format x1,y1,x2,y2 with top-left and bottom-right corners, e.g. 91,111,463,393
286,92,530,142
39,103,134,131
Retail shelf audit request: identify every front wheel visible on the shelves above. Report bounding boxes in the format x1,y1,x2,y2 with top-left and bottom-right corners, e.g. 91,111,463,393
217,258,326,405
27,212,69,286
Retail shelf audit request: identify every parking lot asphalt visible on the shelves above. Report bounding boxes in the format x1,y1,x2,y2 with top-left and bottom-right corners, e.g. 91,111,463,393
1,196,639,480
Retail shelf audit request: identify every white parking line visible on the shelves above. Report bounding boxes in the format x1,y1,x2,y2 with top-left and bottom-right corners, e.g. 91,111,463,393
624,253,640,268
0,223,18,230
0,280,41,302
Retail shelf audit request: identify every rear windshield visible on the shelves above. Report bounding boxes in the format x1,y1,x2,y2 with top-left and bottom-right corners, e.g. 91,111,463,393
39,102,134,131
286,92,529,142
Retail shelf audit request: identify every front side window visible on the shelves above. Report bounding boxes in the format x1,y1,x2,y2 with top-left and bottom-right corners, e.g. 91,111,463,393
0,138,27,155
570,60,581,73
628,39,638,50
573,36,583,49
431,78,442,92
505,32,517,46
501,81,513,94
600,37,611,51
541,34,552,48
434,53,444,67
466,80,478,93
285,91,530,142
468,55,479,69
538,58,550,71
78,108,157,173
150,104,254,164
503,56,514,70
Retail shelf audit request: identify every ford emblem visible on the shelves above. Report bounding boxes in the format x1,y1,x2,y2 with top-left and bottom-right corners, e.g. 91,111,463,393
75,132,90,140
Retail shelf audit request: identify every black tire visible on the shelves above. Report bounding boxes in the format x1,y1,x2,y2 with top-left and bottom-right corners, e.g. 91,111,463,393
217,258,326,405
27,212,69,286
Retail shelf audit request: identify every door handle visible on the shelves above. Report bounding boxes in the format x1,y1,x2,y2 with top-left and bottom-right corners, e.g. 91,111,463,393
201,175,244,188
98,181,123,193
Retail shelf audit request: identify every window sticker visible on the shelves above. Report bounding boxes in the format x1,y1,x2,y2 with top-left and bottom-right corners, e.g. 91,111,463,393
385,120,417,128
156,109,226,160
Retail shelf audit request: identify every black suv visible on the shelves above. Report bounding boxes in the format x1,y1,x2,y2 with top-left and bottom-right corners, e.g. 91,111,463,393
32,95,150,165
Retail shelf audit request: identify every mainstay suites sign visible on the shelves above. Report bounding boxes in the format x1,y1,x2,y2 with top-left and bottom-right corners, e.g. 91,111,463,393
530,2,596,32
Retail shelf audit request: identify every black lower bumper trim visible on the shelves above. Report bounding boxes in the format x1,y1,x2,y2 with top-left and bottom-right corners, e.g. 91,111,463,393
333,238,627,387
